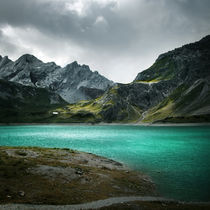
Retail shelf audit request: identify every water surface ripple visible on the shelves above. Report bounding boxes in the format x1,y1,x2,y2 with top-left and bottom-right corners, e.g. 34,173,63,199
0,125,210,201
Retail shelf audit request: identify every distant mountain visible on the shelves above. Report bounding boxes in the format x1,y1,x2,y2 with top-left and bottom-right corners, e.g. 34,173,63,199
0,79,67,123
0,55,114,103
53,35,210,123
0,35,209,123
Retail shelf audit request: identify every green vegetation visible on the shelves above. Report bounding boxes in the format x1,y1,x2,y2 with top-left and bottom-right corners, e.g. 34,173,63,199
142,81,210,123
136,56,176,82
0,80,67,123
135,78,161,83
52,100,102,123
1,35,210,124
0,150,32,179
142,85,188,123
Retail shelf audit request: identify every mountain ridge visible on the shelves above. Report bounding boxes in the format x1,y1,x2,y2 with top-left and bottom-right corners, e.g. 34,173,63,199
0,35,210,123
0,54,114,103
50,35,210,123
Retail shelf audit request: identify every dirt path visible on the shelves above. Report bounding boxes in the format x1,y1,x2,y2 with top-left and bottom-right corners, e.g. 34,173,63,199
0,196,174,210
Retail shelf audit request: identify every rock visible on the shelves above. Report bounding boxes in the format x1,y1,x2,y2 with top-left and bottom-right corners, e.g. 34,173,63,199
18,191,25,197
0,54,114,103
92,35,210,123
75,168,83,175
161,202,167,207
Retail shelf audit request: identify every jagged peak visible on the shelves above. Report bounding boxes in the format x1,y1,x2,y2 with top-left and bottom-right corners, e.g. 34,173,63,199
155,34,210,62
71,61,79,67
82,64,90,70
65,61,79,69
0,56,12,68
65,61,91,71
16,54,41,64
2,55,10,61
134,34,210,82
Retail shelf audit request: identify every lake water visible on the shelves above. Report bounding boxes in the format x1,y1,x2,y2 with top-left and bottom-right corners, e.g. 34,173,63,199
0,125,210,201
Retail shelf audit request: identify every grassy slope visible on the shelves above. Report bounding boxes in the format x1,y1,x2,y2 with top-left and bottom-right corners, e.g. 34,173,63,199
135,56,176,82
51,86,143,123
142,81,210,123
50,78,210,124
0,80,67,123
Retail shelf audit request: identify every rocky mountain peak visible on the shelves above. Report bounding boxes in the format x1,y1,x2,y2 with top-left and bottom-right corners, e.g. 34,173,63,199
0,56,12,68
65,61,79,71
0,54,114,103
17,54,42,64
65,61,91,72
82,64,90,70
69,61,79,68
134,34,210,83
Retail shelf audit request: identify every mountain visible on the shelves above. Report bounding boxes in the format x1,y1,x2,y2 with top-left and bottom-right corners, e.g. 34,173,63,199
0,79,67,123
0,55,114,103
52,35,210,123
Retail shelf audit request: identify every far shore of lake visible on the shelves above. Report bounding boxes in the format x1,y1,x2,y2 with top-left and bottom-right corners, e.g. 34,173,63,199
0,122,210,126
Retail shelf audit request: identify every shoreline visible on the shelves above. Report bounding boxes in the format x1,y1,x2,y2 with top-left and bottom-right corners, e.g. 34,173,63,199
1,197,210,210
0,146,156,205
0,146,209,209
0,122,210,126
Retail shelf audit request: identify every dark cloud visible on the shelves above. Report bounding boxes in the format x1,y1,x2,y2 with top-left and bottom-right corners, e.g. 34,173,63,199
0,28,20,56
0,0,137,53
0,0,210,82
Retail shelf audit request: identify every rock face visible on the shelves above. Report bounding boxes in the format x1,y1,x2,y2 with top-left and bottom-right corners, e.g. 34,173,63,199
135,35,210,84
0,79,67,123
54,35,210,123
0,55,114,103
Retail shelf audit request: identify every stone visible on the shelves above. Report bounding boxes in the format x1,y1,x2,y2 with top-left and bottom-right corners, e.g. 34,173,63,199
18,191,25,197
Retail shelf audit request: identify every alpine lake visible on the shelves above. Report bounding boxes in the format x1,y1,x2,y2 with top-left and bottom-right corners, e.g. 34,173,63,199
0,125,210,202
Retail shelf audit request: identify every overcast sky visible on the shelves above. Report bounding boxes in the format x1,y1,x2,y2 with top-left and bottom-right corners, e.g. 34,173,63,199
0,0,210,83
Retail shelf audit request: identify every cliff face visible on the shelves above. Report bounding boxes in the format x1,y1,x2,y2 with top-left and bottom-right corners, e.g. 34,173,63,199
0,55,114,103
135,35,210,84
137,35,210,123
53,35,210,123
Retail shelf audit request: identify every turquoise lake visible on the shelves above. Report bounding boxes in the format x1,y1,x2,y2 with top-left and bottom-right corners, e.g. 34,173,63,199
0,125,210,201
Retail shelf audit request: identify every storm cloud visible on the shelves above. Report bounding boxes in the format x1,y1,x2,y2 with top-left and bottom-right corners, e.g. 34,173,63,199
0,0,210,82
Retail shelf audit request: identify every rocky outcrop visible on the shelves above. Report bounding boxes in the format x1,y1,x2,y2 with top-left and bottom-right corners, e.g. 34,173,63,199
109,35,210,123
135,35,210,84
135,35,210,122
54,35,210,123
0,55,114,103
